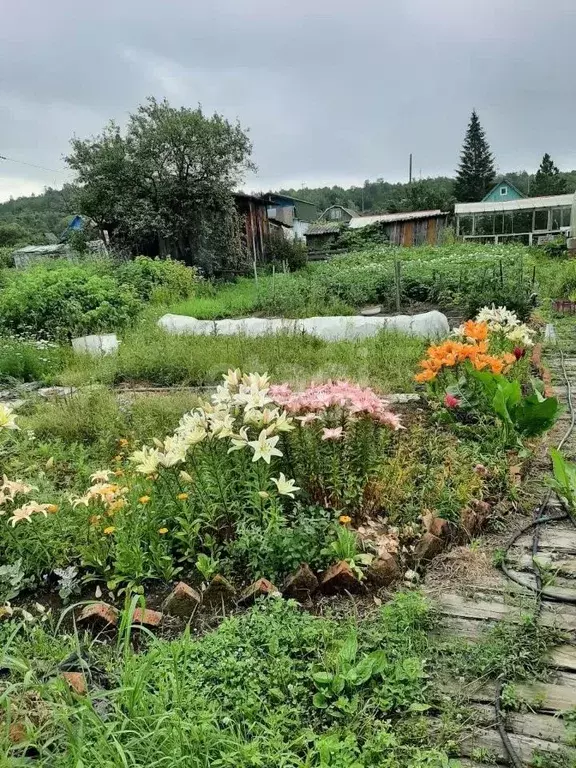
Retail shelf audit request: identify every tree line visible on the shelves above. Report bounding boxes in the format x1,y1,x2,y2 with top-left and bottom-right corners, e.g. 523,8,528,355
0,104,574,252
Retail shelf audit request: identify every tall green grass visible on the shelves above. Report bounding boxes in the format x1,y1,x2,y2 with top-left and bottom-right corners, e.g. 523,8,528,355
170,243,538,320
59,320,426,392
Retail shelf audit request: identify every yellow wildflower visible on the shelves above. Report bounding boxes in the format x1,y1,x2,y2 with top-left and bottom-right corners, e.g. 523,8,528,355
339,515,352,525
46,504,59,514
139,496,150,504
103,526,116,535
118,438,129,448
177,492,189,501
158,527,168,535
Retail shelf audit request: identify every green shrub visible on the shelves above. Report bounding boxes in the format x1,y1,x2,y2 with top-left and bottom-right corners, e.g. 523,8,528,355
116,256,200,302
462,281,534,321
0,337,68,383
0,262,140,340
542,236,568,258
546,261,576,300
264,232,308,271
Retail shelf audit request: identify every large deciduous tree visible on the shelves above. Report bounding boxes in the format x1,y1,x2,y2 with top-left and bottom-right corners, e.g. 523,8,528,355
66,98,256,274
530,153,567,197
454,111,496,202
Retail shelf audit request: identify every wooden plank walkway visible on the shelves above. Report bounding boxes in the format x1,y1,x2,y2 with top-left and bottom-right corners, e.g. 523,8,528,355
426,348,576,765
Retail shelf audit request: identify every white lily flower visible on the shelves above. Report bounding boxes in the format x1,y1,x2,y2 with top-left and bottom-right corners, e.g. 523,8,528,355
1,476,37,498
247,430,283,464
223,368,242,388
228,426,249,453
271,473,300,498
90,469,113,483
129,446,162,475
0,404,19,431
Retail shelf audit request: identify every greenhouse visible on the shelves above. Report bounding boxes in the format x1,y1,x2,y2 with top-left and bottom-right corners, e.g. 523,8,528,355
454,192,574,244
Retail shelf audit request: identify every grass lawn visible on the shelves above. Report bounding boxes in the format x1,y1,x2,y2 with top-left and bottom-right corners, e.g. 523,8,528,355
58,318,426,392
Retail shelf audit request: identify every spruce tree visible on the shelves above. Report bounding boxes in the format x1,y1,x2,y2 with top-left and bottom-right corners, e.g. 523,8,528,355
531,153,567,196
454,110,496,202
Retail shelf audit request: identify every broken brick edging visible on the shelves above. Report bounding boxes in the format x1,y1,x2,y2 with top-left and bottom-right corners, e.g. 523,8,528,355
532,342,554,398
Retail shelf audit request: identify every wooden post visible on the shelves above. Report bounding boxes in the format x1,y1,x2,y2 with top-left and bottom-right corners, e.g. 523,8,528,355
499,260,504,287
394,258,402,312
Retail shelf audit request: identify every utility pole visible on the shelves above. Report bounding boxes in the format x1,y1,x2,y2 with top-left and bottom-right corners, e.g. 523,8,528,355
409,154,413,184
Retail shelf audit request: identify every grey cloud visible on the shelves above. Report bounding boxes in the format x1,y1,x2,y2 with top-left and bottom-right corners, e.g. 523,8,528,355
1,0,575,200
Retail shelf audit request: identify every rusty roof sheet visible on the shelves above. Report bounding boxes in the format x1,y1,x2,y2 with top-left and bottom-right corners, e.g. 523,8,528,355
306,223,341,235
348,210,447,229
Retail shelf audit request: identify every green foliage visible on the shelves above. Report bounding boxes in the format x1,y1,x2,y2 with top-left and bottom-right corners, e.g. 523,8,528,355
321,525,373,579
462,280,534,322
66,97,254,274
0,221,30,247
1,594,460,767
229,505,335,582
66,228,89,254
0,186,72,242
0,261,140,340
0,337,68,383
542,236,568,259
548,448,576,512
531,153,567,197
264,231,308,270
444,614,561,682
469,369,560,440
169,243,536,320
26,386,125,448
0,558,32,602
116,255,200,302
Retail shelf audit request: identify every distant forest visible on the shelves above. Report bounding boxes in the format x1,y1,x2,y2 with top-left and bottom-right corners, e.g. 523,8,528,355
1,170,575,247
278,169,576,216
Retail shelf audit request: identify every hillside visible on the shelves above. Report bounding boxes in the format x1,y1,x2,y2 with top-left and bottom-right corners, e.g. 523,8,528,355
279,169,576,215
0,186,74,246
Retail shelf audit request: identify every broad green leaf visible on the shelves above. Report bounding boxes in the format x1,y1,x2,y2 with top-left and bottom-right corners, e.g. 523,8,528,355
312,671,333,686
313,692,329,709
338,633,358,666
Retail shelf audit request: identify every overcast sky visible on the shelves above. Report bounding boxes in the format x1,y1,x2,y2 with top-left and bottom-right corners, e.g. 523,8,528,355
1,0,575,202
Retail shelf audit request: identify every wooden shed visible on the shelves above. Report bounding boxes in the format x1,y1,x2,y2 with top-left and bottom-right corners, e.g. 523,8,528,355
348,210,448,246
234,193,270,263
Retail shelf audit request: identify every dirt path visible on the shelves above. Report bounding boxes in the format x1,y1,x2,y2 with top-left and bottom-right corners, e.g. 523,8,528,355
423,346,576,766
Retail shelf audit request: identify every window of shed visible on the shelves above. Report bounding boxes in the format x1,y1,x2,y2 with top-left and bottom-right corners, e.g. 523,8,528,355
500,187,508,196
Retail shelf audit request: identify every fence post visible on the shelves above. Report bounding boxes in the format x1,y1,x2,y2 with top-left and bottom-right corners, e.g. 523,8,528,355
394,258,402,312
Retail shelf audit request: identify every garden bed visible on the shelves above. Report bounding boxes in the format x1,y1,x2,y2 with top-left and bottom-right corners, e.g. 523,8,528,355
0,312,556,628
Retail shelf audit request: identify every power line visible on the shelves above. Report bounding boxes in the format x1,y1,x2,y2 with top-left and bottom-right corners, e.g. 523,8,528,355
0,154,67,174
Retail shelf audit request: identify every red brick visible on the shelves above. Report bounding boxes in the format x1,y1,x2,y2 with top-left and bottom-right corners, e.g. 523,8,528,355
202,574,236,609
78,602,118,629
132,608,163,627
282,564,319,601
162,581,202,618
366,552,400,587
414,533,444,563
62,671,87,695
239,578,278,606
320,561,363,595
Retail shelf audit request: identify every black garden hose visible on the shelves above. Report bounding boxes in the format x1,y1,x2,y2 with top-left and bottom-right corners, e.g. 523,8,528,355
495,348,576,765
